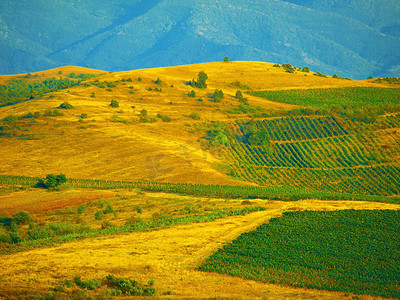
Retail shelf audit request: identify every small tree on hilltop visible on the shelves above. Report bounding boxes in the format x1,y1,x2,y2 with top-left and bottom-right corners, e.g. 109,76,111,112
223,56,230,63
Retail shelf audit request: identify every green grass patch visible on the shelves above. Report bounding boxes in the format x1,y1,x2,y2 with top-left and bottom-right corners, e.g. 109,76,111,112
198,209,400,298
0,206,265,255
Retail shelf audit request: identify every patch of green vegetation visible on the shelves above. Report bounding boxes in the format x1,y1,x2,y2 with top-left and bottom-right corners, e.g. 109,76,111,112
0,75,95,107
58,101,74,109
156,113,172,122
0,205,265,255
229,81,252,90
373,77,400,85
187,71,208,89
198,210,400,298
35,174,67,189
249,87,400,116
189,112,200,120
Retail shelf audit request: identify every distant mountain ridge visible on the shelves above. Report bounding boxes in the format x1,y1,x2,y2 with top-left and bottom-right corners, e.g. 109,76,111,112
0,0,399,79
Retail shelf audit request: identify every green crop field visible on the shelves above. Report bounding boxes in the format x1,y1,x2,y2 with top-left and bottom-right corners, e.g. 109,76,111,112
248,87,400,111
198,209,400,298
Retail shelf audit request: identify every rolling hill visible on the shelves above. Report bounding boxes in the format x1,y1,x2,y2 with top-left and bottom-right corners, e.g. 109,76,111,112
0,61,400,298
1,0,400,79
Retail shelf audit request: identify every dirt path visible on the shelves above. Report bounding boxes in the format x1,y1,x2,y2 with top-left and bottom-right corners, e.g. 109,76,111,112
0,200,398,299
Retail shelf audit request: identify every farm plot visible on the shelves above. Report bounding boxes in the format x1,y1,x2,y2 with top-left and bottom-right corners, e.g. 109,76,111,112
198,209,400,298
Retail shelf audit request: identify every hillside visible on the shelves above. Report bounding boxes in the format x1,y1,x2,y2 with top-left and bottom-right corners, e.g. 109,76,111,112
1,0,400,79
1,61,395,187
1,61,400,299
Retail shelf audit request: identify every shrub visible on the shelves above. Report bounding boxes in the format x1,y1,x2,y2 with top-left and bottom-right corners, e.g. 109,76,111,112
156,114,171,122
77,204,87,214
101,221,115,229
110,99,119,108
103,204,115,214
189,112,200,120
80,113,88,119
212,89,224,102
0,218,12,227
223,56,230,62
74,277,101,290
12,211,33,225
58,102,74,109
235,90,243,100
282,63,295,73
188,90,196,97
44,109,63,117
90,92,95,98
95,210,104,220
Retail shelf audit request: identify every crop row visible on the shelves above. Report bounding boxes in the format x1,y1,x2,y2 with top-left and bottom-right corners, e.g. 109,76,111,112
198,209,400,298
236,115,348,142
248,87,400,110
227,133,388,169
1,174,399,204
228,164,400,196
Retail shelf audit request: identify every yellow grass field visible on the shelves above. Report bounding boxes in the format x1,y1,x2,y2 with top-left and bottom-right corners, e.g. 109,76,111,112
1,187,399,299
0,62,387,184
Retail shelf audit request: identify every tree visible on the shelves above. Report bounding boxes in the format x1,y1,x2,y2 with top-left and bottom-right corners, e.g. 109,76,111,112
235,90,243,100
196,71,208,88
223,56,230,63
35,174,67,189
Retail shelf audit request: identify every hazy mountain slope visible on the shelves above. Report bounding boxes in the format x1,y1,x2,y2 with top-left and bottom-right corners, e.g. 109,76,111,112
0,0,399,79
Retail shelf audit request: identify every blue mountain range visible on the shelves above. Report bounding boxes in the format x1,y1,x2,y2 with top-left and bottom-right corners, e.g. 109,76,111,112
1,0,399,79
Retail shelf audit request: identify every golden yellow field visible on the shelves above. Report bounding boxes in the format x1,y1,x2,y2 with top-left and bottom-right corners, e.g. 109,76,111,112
0,61,399,299
0,62,385,183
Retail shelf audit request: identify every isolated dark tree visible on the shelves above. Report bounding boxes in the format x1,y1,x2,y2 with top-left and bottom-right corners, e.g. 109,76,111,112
196,71,208,88
36,173,67,189
223,56,230,63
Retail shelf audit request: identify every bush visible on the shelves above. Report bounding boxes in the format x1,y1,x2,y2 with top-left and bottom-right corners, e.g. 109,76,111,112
95,210,104,220
189,112,200,120
74,277,101,290
58,102,74,109
12,211,33,225
188,90,196,97
44,109,64,117
156,114,171,122
110,99,119,108
223,56,230,62
103,204,115,214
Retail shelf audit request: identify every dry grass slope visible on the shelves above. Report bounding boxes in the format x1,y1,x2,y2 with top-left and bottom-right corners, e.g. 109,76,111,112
0,62,386,185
